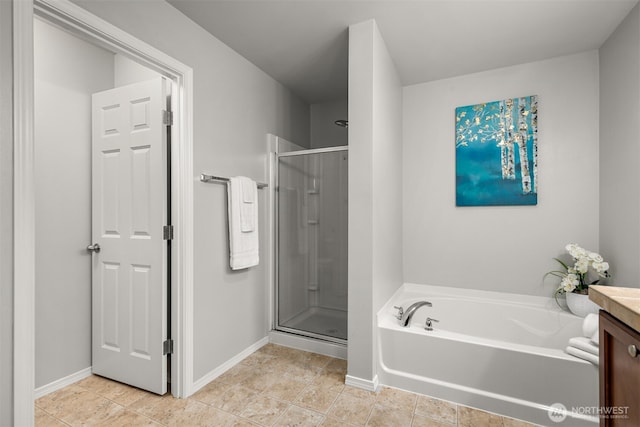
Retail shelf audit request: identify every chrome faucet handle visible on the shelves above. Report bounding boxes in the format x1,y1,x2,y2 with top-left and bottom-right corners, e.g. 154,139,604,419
425,317,439,331
393,306,404,320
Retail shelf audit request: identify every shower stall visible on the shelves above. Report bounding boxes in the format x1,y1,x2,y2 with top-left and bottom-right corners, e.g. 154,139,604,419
275,145,348,344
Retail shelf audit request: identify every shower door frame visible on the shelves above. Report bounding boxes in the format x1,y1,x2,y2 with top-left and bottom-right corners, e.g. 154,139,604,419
273,145,349,345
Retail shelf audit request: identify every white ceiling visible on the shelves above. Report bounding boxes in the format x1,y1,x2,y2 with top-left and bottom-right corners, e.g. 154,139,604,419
168,0,638,104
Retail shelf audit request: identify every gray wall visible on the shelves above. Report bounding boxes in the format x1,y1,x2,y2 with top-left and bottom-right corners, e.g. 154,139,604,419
402,51,600,296
370,23,403,316
310,98,348,148
0,0,14,423
73,0,311,384
34,18,115,389
114,53,160,87
348,19,403,383
600,3,640,288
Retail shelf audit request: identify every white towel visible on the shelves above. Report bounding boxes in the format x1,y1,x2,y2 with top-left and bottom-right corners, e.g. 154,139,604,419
566,346,599,366
241,178,256,203
568,337,599,356
239,177,257,232
227,177,259,270
582,313,599,338
591,329,599,346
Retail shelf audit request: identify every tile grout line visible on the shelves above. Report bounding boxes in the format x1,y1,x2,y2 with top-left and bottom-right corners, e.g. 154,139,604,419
34,345,536,427
409,392,419,427
363,393,378,427
35,404,72,427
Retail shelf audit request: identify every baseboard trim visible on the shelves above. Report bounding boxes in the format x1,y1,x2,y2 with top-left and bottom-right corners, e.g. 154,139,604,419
190,336,269,396
345,374,379,392
34,367,93,399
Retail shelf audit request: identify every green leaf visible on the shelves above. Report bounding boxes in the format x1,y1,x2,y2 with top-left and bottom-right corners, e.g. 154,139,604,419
553,258,569,270
553,287,565,309
543,271,566,280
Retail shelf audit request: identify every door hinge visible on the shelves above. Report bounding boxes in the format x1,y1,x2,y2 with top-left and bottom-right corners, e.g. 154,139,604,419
163,110,173,126
163,225,174,240
163,339,174,355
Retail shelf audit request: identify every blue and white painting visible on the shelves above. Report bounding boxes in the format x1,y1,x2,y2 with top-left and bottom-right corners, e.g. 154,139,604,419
455,95,538,206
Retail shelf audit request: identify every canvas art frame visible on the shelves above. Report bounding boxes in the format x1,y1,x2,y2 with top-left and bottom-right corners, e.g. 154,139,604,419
455,95,538,206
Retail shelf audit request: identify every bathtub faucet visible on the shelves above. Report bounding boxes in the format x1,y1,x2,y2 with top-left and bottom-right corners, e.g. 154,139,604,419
400,301,432,327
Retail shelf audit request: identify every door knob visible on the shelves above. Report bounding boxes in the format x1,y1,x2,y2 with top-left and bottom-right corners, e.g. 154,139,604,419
629,344,638,358
87,243,101,253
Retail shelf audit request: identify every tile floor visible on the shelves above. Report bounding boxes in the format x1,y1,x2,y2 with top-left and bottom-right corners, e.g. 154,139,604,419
35,344,538,427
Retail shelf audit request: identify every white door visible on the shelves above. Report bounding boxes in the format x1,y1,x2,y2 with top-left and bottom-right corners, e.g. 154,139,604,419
90,77,169,394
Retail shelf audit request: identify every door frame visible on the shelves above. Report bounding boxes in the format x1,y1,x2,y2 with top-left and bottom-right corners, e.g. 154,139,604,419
13,0,195,422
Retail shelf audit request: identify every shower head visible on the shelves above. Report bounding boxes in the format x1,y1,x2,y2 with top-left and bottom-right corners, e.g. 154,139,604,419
334,119,348,128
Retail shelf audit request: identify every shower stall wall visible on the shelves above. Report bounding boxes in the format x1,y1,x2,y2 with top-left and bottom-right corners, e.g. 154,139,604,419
276,146,348,344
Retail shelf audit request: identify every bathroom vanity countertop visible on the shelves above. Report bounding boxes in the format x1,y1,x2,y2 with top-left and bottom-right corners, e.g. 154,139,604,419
590,285,640,333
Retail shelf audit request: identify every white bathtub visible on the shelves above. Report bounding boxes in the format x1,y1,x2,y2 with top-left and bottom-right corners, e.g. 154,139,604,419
377,284,598,426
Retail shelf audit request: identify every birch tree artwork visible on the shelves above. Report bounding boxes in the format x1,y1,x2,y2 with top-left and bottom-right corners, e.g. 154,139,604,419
455,95,538,206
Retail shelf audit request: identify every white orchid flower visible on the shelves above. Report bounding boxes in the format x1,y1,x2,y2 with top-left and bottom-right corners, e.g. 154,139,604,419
575,258,590,274
588,252,603,263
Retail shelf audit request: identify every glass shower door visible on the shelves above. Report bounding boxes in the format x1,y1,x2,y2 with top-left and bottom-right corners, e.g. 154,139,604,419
276,148,348,343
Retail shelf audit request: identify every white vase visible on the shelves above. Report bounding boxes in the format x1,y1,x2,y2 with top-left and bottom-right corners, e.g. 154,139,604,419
566,292,600,317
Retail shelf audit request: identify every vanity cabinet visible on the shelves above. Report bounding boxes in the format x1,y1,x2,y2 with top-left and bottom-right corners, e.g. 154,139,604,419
600,310,640,426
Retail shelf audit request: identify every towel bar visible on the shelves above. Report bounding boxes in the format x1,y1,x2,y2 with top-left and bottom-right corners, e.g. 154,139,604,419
200,174,268,189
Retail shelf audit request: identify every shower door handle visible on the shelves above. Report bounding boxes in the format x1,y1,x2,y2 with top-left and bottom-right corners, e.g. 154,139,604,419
87,243,101,253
